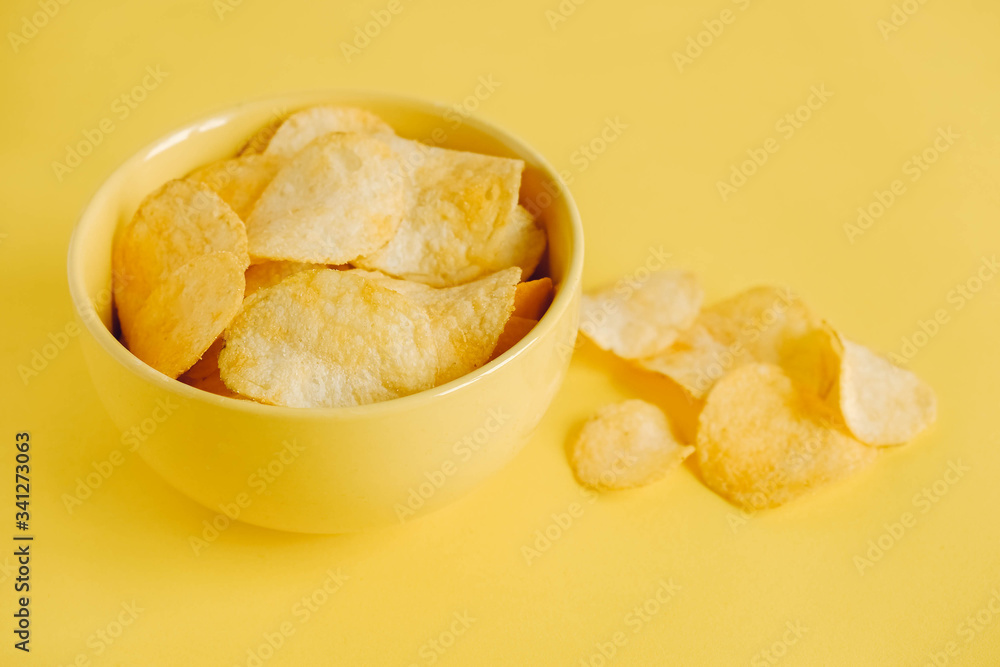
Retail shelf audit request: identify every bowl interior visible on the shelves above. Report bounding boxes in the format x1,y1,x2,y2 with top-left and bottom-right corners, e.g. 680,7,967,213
68,91,583,408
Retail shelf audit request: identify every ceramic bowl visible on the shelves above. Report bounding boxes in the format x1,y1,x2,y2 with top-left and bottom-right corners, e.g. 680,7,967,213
67,91,583,533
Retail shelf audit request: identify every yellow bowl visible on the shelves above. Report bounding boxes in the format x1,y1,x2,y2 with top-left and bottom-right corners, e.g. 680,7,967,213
66,91,584,534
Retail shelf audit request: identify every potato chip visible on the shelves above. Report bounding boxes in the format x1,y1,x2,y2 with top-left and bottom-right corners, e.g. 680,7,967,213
354,137,544,286
219,269,438,408
480,204,547,282
128,252,246,379
180,336,224,384
348,267,519,384
183,370,240,398
490,316,537,360
513,277,554,320
187,154,284,220
243,260,323,297
262,106,394,159
636,286,839,400
113,179,249,348
636,323,729,399
246,132,408,265
178,338,241,398
580,270,703,359
835,336,937,446
239,118,283,156
571,399,694,490
696,363,876,509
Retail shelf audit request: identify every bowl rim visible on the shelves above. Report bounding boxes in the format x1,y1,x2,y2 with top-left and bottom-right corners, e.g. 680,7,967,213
66,89,584,418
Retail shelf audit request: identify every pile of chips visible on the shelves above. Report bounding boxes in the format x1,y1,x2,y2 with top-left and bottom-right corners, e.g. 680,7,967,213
571,271,937,509
112,106,551,408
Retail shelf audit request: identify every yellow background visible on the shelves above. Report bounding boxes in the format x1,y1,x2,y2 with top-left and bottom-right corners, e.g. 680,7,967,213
2,0,1000,664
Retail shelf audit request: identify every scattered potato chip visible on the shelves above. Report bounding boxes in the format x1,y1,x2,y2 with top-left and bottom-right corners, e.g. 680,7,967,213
636,286,838,400
348,267,519,384
571,399,694,490
354,137,544,286
219,269,438,407
187,154,284,220
490,316,537,360
178,338,241,398
835,336,937,446
113,179,249,348
513,277,554,320
128,252,246,379
246,132,408,265
580,270,703,359
262,106,394,159
696,363,876,509
243,260,325,297
636,323,728,399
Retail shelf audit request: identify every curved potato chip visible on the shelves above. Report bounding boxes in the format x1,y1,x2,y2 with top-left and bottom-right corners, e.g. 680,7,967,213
187,154,284,220
181,337,225,384
836,336,937,446
244,260,324,297
571,399,693,490
128,252,246,379
113,179,249,347
581,270,703,359
178,338,242,399
637,323,728,399
490,316,537,360
246,133,408,265
355,138,543,286
219,269,438,408
182,371,241,399
263,106,394,159
637,286,839,400
348,267,519,384
239,117,283,156
513,277,554,320
697,363,876,509
482,205,547,282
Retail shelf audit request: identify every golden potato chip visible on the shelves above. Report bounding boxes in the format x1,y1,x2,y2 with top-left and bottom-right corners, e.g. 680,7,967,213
481,204,547,282
490,316,537,360
187,154,284,220
571,399,694,490
581,270,703,359
513,277,554,320
348,267,519,384
128,252,246,379
178,338,242,399
354,138,543,286
219,269,438,408
239,117,283,156
113,179,249,348
835,336,937,446
183,371,241,398
636,286,838,400
637,323,729,399
262,106,394,159
246,133,408,265
696,363,876,509
243,260,324,297
180,337,224,384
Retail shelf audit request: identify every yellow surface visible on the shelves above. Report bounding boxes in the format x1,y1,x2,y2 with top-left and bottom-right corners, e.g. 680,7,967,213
2,0,999,664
